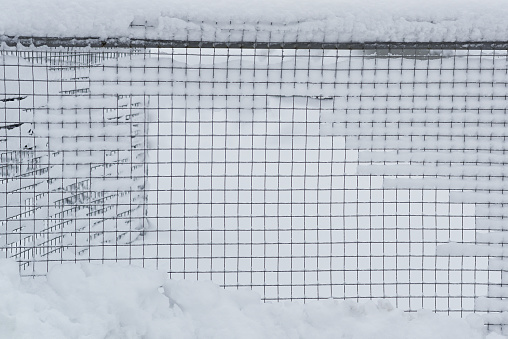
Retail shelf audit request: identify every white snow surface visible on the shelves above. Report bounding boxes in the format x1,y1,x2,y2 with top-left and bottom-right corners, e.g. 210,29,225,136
2,0,508,42
0,259,504,339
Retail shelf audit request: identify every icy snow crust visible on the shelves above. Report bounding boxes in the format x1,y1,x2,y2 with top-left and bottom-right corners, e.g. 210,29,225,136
2,0,508,43
0,260,502,339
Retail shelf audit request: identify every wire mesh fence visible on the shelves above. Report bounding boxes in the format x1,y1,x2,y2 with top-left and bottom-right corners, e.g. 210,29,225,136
2,40,508,333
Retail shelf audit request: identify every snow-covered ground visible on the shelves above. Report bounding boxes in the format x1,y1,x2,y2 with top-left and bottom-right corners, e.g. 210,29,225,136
0,258,504,339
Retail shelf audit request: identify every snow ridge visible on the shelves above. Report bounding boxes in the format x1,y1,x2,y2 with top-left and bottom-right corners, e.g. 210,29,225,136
1,0,508,43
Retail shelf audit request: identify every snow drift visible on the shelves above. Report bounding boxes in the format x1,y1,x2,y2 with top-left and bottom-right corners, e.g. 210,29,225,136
0,259,504,339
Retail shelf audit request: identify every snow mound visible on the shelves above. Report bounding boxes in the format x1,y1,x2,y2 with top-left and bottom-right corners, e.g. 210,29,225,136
1,0,508,43
0,259,504,339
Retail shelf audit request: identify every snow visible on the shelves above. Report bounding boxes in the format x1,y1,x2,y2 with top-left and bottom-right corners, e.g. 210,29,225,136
0,258,503,339
1,0,508,43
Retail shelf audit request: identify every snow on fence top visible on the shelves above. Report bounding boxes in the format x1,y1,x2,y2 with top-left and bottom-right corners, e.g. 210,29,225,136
2,0,508,44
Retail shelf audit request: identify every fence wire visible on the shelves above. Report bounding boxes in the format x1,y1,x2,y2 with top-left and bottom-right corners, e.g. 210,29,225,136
1,42,508,333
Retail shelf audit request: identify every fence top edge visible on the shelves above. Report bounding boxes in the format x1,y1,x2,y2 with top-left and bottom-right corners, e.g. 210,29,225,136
2,36,508,50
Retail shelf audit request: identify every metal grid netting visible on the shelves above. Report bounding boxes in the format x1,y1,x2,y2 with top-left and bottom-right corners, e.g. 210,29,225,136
1,41,508,332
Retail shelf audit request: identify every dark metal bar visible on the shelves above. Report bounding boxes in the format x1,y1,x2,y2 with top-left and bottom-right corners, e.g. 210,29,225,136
2,35,508,49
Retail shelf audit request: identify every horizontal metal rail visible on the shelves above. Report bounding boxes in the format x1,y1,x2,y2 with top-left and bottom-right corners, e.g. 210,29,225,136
2,35,508,49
